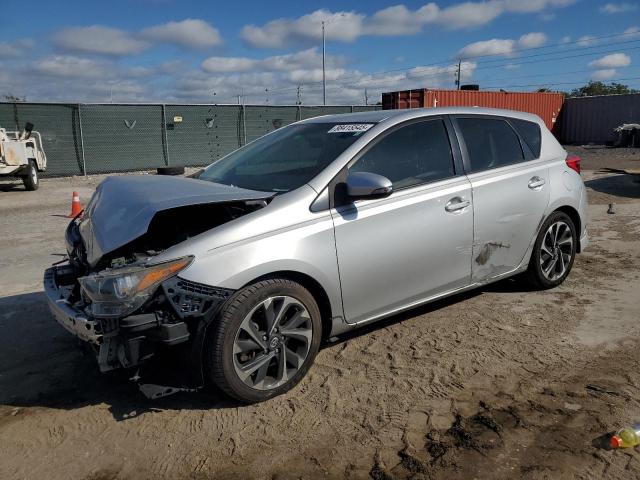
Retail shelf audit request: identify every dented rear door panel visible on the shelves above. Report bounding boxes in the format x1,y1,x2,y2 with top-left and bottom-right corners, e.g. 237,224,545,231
467,160,550,281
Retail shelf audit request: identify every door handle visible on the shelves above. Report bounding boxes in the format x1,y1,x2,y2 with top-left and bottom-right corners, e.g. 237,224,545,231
528,176,546,189
445,197,470,212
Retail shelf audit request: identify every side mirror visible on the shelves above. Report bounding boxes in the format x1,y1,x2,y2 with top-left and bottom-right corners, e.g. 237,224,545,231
346,171,393,200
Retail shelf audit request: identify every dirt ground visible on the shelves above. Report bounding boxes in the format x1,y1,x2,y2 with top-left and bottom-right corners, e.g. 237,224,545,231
1,148,639,480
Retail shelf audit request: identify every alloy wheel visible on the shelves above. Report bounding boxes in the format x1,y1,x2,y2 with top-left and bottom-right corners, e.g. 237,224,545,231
232,295,313,390
539,220,573,281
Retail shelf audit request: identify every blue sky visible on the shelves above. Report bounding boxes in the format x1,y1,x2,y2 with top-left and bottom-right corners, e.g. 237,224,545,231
0,0,638,104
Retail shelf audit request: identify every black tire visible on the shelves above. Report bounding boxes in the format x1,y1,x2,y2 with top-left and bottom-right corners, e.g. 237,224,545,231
156,166,185,176
22,160,39,191
204,279,322,403
525,211,577,290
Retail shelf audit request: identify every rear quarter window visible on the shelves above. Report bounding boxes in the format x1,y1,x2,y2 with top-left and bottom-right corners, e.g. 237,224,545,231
511,119,542,158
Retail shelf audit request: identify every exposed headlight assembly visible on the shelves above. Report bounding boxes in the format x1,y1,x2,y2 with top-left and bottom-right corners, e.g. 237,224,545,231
78,256,193,318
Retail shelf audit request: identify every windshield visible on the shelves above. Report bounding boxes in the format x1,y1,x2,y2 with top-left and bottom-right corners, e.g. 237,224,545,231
199,122,375,192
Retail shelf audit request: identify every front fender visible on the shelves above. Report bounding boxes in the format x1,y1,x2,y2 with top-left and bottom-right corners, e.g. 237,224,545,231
177,213,344,321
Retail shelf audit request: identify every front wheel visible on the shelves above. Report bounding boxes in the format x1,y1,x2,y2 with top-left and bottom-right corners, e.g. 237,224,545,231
204,279,322,403
525,211,577,289
22,160,39,191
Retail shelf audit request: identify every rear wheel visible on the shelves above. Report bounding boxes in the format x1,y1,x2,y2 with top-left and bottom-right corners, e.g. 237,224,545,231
204,279,322,403
525,211,576,289
22,160,39,191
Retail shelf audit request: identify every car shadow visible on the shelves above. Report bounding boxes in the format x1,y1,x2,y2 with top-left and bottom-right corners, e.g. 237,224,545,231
0,180,26,192
585,172,640,199
0,292,241,420
323,275,534,347
0,277,536,419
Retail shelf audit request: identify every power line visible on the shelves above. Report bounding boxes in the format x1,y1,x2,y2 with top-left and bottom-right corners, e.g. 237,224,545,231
227,30,640,102
260,36,640,97
480,75,640,90
266,31,640,95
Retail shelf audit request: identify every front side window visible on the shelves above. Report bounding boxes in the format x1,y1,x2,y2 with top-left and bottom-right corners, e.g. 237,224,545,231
457,117,525,173
199,122,374,192
350,119,455,190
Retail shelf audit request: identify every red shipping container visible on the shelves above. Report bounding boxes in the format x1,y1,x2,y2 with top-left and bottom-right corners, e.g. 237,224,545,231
382,89,564,133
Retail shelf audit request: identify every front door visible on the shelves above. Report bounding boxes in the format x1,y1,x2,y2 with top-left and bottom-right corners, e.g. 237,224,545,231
332,118,474,324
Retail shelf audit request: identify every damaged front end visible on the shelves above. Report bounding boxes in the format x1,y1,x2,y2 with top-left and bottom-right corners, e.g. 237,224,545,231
45,175,272,381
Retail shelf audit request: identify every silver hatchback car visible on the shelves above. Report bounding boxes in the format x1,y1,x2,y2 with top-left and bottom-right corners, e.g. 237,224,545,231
45,107,588,403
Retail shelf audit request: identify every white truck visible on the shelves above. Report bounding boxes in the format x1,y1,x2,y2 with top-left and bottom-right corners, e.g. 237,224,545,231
0,122,47,190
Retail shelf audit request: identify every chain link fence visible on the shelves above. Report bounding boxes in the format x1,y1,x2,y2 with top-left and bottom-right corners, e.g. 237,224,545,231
0,102,381,177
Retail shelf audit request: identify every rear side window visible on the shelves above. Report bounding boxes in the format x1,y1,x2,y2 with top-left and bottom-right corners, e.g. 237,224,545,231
457,117,524,173
511,119,542,158
350,119,454,190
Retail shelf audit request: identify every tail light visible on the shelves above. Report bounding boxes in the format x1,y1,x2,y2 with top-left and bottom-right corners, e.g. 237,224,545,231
566,155,581,174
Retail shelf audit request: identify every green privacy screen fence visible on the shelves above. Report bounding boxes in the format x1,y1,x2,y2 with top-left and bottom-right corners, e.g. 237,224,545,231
0,103,381,177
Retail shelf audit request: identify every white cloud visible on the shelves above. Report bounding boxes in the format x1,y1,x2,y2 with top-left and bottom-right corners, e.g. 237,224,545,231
590,68,617,80
624,26,640,38
140,19,222,49
202,57,257,73
241,2,573,48
600,3,638,13
459,38,516,57
201,48,346,74
436,2,503,29
365,4,439,35
52,25,149,55
0,42,18,57
458,32,547,58
0,39,33,57
32,55,111,78
577,35,596,46
263,48,345,71
589,52,631,68
518,32,547,48
241,10,365,48
52,19,222,56
175,54,477,105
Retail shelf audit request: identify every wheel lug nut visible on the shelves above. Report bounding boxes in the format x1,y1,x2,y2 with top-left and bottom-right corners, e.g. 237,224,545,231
262,335,267,341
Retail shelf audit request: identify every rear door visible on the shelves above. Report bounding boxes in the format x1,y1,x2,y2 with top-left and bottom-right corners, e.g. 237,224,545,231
331,117,474,324
452,115,550,282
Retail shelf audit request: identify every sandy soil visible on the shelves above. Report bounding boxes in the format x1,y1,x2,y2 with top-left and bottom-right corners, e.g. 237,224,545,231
1,147,639,480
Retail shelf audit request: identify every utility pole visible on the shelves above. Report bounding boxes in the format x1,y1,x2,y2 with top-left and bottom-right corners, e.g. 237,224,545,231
265,88,269,105
456,59,461,90
364,88,368,106
322,21,326,105
296,84,302,105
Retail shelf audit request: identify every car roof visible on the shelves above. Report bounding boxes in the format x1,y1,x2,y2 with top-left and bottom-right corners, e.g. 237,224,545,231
300,107,542,125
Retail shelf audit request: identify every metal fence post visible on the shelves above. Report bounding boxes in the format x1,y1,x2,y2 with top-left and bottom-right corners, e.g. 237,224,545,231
242,104,247,146
162,104,170,166
77,104,87,176
12,102,19,131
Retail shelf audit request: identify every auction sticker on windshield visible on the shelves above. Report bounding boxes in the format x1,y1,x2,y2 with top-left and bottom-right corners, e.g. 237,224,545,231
327,124,374,134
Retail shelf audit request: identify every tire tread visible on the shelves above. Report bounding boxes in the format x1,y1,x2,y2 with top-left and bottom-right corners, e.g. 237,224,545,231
204,278,320,403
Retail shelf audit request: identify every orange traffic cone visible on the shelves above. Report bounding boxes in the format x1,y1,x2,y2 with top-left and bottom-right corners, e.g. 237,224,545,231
68,191,83,218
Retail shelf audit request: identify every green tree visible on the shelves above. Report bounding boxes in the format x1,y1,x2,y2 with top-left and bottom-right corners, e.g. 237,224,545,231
568,81,638,97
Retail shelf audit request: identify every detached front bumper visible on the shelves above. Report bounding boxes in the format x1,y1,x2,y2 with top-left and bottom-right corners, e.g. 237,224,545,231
44,266,103,344
45,263,235,374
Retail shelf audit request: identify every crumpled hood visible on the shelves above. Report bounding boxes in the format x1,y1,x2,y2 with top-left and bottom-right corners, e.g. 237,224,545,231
78,175,273,267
